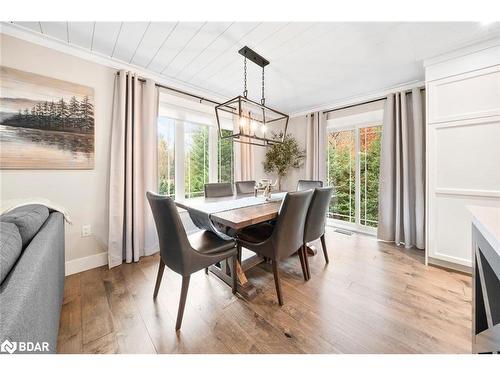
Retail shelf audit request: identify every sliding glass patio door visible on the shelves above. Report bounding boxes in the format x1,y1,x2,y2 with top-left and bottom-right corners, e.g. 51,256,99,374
326,105,383,233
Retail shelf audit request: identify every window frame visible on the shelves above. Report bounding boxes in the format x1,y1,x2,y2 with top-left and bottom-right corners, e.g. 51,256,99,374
157,115,234,200
157,117,176,198
326,118,382,236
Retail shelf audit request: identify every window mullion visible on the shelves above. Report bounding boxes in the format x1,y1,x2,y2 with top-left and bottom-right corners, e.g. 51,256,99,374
209,126,218,183
174,120,185,199
354,127,361,227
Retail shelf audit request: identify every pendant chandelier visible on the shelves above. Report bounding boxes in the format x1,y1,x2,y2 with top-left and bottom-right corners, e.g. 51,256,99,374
215,46,289,146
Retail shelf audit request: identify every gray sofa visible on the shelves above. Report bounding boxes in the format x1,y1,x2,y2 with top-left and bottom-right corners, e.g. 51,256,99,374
0,205,65,354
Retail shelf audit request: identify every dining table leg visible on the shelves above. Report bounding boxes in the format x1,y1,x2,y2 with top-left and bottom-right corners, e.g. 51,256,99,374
207,247,259,300
205,226,317,299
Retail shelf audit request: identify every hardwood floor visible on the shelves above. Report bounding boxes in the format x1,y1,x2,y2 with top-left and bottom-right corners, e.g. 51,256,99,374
57,228,472,354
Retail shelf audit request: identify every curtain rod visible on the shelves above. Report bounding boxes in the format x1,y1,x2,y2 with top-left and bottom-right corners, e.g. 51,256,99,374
116,71,223,106
324,87,425,114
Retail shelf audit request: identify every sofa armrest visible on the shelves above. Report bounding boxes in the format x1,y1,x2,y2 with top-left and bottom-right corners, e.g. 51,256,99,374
0,212,64,354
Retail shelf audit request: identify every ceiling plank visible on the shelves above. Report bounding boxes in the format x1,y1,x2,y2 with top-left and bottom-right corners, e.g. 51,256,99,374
182,22,262,82
92,22,122,56
169,22,234,78
131,22,178,68
112,22,150,62
68,22,94,50
160,22,207,74
194,22,300,86
39,22,68,42
147,22,205,74
215,23,337,90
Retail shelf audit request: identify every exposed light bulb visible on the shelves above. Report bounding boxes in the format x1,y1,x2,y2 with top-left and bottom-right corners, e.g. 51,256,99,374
239,116,246,128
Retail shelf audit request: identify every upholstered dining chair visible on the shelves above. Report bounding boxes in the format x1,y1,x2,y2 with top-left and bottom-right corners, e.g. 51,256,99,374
146,192,237,331
204,182,233,198
235,180,256,195
297,179,323,191
302,187,334,279
236,190,314,305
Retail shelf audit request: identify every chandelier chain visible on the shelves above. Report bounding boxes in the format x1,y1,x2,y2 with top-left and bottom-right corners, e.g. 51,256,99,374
261,66,265,105
243,56,248,98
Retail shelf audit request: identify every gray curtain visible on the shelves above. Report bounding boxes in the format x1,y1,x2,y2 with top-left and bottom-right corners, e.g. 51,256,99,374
377,88,425,249
305,111,327,182
108,71,159,268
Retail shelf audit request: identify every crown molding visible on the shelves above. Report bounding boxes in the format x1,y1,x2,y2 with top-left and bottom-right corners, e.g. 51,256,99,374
0,22,229,104
289,80,424,117
423,36,500,68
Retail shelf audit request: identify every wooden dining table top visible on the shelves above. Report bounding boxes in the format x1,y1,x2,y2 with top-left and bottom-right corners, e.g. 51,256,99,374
175,193,284,231
211,201,282,230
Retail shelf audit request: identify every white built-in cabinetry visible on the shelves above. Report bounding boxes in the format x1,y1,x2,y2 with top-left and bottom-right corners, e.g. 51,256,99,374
424,39,500,271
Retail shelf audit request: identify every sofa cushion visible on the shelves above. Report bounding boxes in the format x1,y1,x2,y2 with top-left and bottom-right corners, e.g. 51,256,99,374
0,222,22,284
0,205,49,246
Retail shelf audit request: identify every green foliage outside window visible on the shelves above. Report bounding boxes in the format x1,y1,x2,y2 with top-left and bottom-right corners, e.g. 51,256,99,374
327,130,355,223
218,129,234,184
360,127,381,227
158,118,235,199
326,126,381,228
185,123,209,198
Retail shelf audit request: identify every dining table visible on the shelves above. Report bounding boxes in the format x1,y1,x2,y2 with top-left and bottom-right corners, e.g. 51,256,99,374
175,192,317,299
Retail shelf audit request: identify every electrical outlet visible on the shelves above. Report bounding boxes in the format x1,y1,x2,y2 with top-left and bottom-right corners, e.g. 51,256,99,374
81,224,92,237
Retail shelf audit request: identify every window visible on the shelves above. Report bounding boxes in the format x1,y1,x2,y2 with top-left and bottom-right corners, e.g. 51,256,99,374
184,122,209,198
217,129,234,184
158,117,175,198
325,102,383,232
327,129,355,223
157,91,236,199
359,126,381,227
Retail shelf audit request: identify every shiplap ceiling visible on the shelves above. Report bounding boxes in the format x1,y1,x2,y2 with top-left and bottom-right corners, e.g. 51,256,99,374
9,21,500,114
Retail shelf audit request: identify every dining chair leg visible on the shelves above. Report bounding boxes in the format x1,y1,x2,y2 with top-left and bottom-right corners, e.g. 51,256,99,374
298,245,308,281
232,255,238,294
175,276,190,331
153,258,165,299
272,260,284,306
302,245,311,280
320,234,329,264
205,268,208,275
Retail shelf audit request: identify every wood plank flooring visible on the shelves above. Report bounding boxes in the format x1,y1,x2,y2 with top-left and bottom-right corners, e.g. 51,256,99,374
57,229,472,353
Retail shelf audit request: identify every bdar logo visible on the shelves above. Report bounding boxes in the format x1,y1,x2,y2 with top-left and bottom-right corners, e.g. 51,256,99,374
1,339,17,354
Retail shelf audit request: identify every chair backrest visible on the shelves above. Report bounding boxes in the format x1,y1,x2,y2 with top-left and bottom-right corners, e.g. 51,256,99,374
271,190,314,260
204,183,233,198
304,187,334,243
235,180,256,195
146,192,192,275
297,180,323,191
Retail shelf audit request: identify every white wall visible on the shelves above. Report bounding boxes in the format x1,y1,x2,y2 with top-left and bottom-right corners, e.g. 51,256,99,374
0,34,115,267
253,115,308,191
424,38,500,271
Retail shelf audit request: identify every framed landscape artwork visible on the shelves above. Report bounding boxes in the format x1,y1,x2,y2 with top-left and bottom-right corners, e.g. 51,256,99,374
0,66,94,169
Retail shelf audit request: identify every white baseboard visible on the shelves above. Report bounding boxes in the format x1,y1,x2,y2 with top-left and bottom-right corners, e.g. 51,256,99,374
428,256,472,275
65,252,108,276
